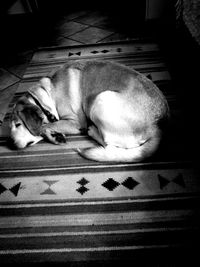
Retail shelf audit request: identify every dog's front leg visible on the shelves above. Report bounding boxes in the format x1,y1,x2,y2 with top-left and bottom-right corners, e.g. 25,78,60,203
41,119,82,144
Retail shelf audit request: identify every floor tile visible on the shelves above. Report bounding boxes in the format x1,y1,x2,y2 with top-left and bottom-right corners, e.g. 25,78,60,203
39,36,84,48
0,82,19,123
60,10,91,23
94,17,118,32
74,11,108,25
0,68,20,91
54,37,84,47
98,33,131,43
2,50,33,78
70,26,113,44
55,21,89,37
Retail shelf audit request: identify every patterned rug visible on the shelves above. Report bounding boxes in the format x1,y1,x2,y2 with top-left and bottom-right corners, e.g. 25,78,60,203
0,41,199,264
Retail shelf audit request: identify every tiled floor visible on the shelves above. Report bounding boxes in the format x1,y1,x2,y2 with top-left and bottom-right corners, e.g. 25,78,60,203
0,7,150,124
0,7,199,265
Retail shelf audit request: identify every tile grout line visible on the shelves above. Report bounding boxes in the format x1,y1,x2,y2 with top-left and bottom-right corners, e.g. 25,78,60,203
2,67,27,80
60,10,95,24
63,26,114,44
60,25,91,38
95,32,120,43
0,80,21,91
0,80,21,95
72,19,107,27
71,20,115,32
60,18,115,36
61,36,86,45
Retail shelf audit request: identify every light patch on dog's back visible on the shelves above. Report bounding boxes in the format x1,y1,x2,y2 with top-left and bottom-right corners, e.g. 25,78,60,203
89,90,146,148
68,68,81,114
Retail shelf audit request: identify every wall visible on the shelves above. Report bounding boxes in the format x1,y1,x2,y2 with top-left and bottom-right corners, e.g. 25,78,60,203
145,0,170,20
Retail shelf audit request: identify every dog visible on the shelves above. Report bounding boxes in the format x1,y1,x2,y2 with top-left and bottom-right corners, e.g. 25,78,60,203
9,60,170,162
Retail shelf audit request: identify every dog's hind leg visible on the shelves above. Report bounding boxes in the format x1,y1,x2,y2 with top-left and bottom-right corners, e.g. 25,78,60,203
88,125,106,146
89,91,144,149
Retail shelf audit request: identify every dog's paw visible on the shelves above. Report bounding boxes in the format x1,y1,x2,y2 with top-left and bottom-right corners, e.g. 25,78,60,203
41,128,67,144
51,132,67,143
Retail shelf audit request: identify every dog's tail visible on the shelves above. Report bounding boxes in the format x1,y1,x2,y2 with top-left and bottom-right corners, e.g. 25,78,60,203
77,136,161,163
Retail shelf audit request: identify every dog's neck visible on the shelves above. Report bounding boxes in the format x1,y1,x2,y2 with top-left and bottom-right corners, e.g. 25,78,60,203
26,92,58,123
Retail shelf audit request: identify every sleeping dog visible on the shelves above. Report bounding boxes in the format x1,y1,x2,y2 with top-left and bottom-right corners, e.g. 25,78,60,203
9,60,169,162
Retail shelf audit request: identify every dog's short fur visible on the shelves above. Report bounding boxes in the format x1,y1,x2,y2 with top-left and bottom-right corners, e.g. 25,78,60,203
9,60,169,162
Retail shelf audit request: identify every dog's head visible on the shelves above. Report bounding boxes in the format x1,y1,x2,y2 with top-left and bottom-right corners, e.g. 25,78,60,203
9,96,44,149
9,77,59,149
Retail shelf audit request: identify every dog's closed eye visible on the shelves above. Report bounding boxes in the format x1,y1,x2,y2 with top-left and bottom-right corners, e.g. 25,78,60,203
27,141,34,146
15,123,22,128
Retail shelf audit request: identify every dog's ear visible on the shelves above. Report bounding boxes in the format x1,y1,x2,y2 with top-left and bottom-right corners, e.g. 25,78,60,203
19,105,43,136
28,77,59,120
13,97,43,136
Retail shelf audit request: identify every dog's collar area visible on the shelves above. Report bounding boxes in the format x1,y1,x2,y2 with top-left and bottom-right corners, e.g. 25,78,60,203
26,92,58,123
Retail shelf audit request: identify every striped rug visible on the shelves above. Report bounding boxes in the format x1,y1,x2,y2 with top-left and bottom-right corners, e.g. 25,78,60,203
0,41,199,264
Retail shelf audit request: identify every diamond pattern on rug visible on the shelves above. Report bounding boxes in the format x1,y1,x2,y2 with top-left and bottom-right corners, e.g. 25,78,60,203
102,178,120,191
121,177,139,190
76,177,90,195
